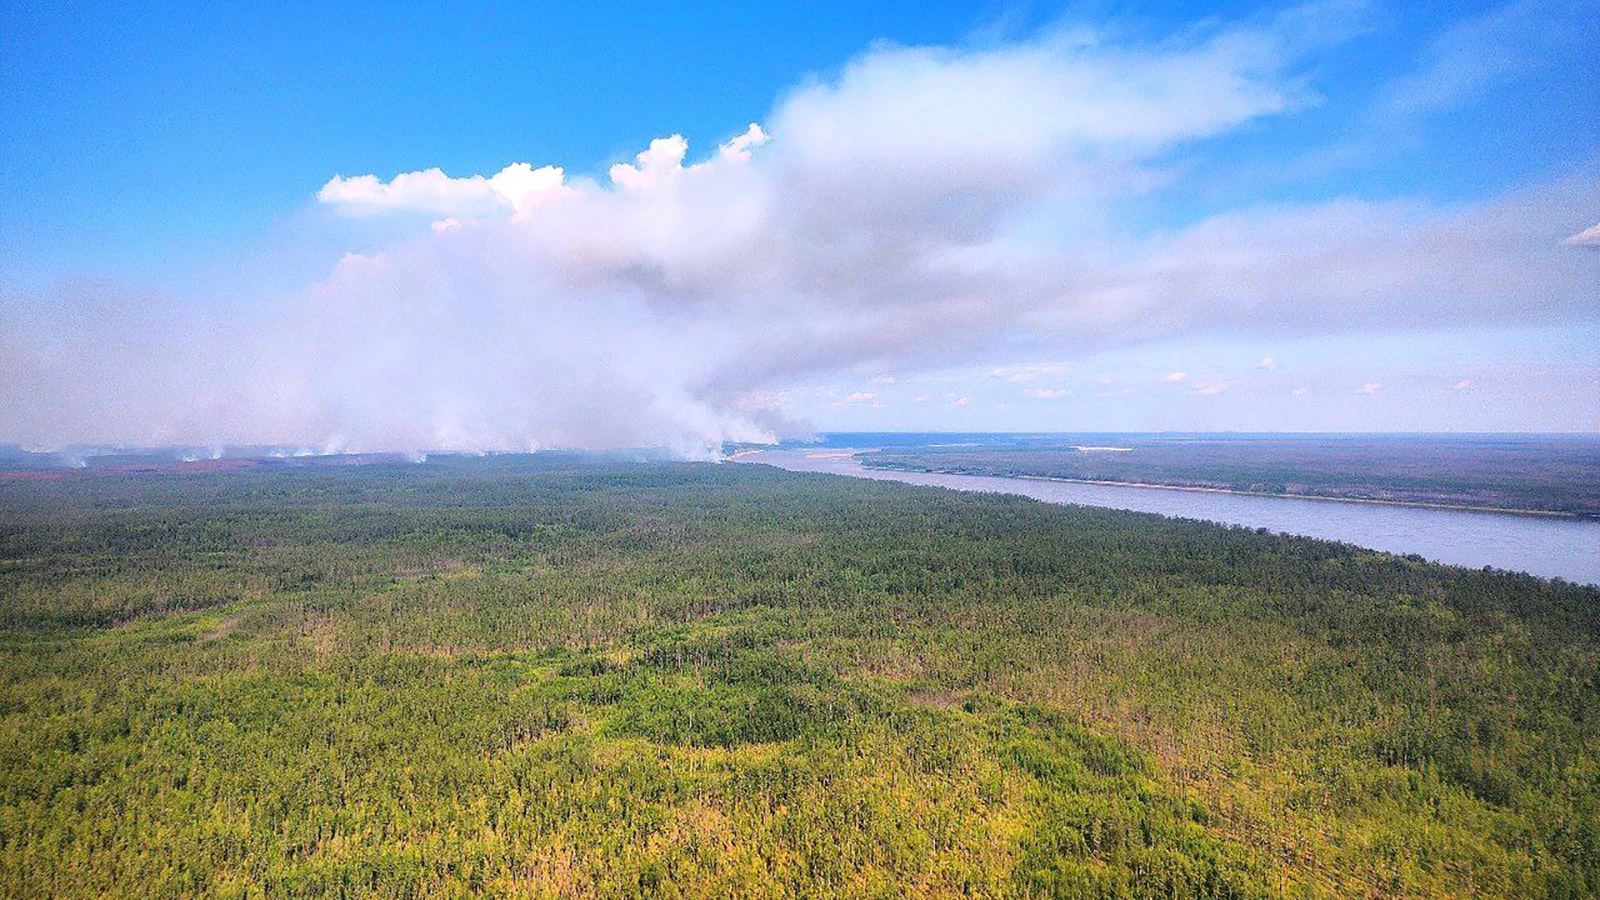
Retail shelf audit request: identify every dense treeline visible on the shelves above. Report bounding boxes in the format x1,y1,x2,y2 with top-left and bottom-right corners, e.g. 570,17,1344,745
853,434,1600,516
1,456,1597,898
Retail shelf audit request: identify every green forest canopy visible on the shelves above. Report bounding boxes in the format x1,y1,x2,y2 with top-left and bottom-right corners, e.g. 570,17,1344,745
1,456,1596,898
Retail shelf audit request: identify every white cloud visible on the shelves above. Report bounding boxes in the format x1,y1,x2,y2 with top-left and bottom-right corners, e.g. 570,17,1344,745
946,394,971,407
488,163,570,212
717,123,770,162
1357,382,1381,395
1565,223,1600,247
318,163,568,216
1292,387,1308,397
1454,379,1472,389
1166,371,1188,382
1026,388,1071,399
1256,356,1278,369
837,391,878,405
609,135,689,190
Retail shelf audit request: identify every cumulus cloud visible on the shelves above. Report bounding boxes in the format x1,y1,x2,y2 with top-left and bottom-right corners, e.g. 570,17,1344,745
1257,357,1278,369
717,123,769,162
318,163,569,216
1357,382,1382,395
607,136,690,190
1454,379,1472,389
1166,372,1188,382
1026,388,1071,399
3,10,1595,455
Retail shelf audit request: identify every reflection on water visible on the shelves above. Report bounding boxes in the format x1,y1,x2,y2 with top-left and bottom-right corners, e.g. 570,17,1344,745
745,449,1600,586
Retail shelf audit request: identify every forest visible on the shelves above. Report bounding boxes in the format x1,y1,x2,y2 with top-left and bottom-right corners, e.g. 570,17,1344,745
1,455,1597,899
847,433,1600,516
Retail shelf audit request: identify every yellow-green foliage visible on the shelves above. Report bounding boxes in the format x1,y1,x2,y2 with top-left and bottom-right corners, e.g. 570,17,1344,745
1,457,1596,898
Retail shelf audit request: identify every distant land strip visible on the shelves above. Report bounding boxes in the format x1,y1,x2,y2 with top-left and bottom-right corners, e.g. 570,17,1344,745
857,460,1589,519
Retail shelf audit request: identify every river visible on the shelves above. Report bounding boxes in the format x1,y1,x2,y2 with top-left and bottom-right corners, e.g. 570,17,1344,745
741,448,1600,586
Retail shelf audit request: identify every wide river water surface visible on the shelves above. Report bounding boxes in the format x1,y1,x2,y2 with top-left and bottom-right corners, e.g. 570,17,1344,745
742,448,1600,586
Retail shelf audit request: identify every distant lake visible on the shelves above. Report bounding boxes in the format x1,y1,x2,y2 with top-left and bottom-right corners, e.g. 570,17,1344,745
744,449,1600,586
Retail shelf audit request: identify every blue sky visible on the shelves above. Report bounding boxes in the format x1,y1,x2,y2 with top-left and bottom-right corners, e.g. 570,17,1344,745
3,1,1016,278
1,0,1596,451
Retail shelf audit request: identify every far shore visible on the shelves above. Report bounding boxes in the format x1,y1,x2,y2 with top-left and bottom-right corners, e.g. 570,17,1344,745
735,448,1586,520
862,462,1585,519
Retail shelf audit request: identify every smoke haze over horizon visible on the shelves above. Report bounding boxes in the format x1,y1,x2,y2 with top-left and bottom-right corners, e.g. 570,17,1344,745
3,2,1596,455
